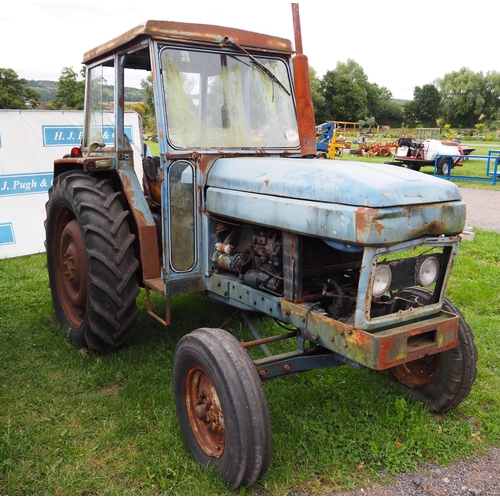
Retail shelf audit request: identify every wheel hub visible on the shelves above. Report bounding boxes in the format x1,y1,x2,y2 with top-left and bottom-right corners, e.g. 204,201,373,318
185,366,225,457
391,355,439,388
57,218,88,326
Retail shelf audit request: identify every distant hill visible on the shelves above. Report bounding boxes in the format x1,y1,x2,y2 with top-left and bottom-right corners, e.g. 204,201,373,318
27,80,58,102
26,80,145,104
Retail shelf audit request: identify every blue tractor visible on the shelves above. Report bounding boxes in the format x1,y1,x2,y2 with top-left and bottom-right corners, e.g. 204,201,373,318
44,4,477,490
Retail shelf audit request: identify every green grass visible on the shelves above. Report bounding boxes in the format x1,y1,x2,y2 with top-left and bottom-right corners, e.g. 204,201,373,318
1,228,499,495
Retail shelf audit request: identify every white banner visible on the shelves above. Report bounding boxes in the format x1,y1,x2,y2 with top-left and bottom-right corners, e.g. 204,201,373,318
0,110,143,259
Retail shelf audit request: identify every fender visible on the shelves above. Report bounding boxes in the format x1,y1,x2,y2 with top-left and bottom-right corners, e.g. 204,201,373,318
53,157,161,283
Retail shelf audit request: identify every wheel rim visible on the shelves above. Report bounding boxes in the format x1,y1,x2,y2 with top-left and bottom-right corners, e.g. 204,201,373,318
391,355,439,388
184,365,225,458
55,214,87,327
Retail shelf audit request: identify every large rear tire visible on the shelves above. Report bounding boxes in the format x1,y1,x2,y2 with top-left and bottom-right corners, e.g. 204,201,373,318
173,328,272,489
390,289,477,413
45,170,139,353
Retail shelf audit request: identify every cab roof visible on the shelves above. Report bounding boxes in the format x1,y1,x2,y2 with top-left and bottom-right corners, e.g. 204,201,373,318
83,20,294,65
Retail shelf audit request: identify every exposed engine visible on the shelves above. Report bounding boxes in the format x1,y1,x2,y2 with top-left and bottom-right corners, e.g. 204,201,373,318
210,224,359,320
210,222,446,324
211,227,284,296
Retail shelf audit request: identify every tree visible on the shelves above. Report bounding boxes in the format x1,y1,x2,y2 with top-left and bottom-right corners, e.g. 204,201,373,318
309,66,324,123
404,84,441,127
366,82,392,118
316,68,367,123
481,71,500,126
314,60,390,124
376,98,404,128
436,68,489,127
53,67,85,110
0,68,40,109
141,75,155,116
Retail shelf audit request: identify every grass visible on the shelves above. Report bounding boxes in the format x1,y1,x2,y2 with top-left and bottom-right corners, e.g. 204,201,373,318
1,226,499,495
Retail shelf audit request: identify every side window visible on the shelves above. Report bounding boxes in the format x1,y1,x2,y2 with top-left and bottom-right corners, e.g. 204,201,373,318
168,161,196,272
84,65,115,147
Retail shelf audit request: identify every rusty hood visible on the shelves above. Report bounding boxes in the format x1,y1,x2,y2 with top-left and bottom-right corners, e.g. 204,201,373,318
205,157,461,208
204,157,466,245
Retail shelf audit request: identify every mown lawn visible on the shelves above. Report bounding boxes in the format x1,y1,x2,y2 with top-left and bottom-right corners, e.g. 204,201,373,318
1,227,499,495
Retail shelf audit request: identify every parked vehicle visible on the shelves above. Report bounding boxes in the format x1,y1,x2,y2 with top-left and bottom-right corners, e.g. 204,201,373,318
44,4,477,489
316,122,344,158
386,138,468,175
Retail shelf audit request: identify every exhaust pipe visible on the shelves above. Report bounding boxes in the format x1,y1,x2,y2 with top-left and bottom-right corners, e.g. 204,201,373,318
291,3,317,158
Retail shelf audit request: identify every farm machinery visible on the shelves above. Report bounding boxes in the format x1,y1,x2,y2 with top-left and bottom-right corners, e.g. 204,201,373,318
44,3,477,489
386,137,471,174
315,122,348,158
350,138,397,157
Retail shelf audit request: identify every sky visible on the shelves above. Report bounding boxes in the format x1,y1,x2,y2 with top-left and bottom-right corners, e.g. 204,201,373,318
1,0,498,101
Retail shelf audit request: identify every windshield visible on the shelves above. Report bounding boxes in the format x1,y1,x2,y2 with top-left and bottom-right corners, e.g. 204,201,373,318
161,47,299,149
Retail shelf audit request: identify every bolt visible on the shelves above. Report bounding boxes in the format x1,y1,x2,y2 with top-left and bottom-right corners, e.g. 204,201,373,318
283,364,292,372
311,333,319,340
259,370,268,378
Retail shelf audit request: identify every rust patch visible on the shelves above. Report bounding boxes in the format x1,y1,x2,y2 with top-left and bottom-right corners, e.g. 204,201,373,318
355,207,385,240
118,172,160,280
84,20,293,65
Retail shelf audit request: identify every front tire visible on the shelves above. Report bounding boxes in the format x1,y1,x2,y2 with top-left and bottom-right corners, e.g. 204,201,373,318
390,289,477,413
45,170,139,353
173,328,272,489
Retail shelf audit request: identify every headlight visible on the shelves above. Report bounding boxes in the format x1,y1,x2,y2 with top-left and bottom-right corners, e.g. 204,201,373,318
415,256,440,286
373,264,392,297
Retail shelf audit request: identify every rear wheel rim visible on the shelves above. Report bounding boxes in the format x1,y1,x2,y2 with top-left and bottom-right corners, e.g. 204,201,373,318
185,365,225,458
56,216,87,327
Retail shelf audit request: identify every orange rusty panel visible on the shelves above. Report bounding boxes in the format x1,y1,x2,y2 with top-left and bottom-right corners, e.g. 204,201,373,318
139,225,161,280
345,314,459,370
84,20,294,64
280,299,459,371
292,55,317,158
355,207,385,239
118,170,161,281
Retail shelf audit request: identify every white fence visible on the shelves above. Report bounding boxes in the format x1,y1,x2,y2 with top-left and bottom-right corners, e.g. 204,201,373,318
0,110,143,259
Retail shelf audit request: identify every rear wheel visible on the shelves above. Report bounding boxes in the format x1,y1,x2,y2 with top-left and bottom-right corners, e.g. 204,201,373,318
173,328,272,489
390,289,477,412
437,156,453,175
45,170,139,353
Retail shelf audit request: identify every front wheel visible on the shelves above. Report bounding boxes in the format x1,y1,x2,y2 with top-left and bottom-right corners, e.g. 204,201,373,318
390,289,477,412
173,328,272,489
45,170,140,353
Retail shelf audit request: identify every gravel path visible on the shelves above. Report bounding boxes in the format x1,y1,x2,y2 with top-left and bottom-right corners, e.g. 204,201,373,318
337,448,500,496
336,186,500,496
460,187,500,233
